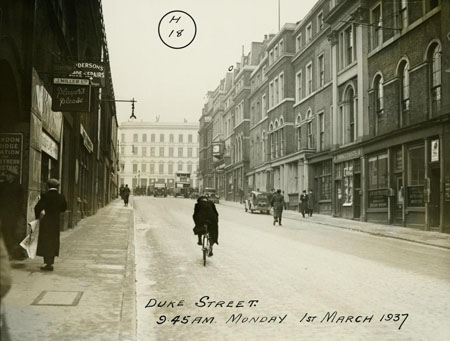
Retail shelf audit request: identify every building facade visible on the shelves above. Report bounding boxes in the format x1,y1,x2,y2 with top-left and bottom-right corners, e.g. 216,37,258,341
0,0,119,230
198,0,449,233
118,121,199,193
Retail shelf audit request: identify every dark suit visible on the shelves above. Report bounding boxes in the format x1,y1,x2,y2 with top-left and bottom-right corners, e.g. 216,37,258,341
193,199,219,245
35,189,67,265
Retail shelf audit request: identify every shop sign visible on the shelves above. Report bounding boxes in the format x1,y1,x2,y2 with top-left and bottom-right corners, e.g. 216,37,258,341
41,132,59,160
333,148,362,163
431,139,439,162
80,124,94,153
0,133,23,181
52,78,91,112
407,186,424,207
368,189,388,208
55,62,105,87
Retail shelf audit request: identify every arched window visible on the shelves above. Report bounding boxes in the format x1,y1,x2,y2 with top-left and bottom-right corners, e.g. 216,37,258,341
342,86,356,143
398,60,410,126
374,74,384,114
429,44,441,115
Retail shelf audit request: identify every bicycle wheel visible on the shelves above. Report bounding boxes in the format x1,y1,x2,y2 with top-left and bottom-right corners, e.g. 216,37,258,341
202,233,209,266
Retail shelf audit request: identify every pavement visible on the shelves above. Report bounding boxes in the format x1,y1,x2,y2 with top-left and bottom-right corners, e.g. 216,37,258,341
219,199,450,250
2,199,136,341
2,196,449,341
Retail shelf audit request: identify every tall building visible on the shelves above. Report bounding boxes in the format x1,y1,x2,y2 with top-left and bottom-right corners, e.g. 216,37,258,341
0,0,118,229
119,121,199,192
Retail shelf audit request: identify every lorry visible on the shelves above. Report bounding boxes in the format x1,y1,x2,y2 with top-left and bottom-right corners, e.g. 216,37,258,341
153,183,167,197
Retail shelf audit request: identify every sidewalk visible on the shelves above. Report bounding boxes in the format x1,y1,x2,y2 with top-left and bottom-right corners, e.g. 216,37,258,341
2,199,136,341
220,200,450,250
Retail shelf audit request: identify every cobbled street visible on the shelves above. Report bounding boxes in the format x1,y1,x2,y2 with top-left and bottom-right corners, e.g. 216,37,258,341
133,197,450,340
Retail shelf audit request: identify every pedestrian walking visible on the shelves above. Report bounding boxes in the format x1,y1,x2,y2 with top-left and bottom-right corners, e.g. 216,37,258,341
308,189,314,217
0,169,26,260
34,179,67,271
299,190,309,218
193,196,219,256
122,184,130,206
119,184,125,200
271,189,285,226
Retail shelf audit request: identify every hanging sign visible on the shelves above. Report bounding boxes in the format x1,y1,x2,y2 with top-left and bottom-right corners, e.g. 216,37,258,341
52,78,91,112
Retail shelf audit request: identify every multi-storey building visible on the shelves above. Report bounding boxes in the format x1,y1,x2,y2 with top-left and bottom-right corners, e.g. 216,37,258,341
1,0,118,229
119,121,199,192
198,0,449,232
198,93,214,191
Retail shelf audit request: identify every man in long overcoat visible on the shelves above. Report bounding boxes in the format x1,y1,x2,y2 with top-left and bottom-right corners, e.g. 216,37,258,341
299,190,309,218
307,189,314,217
122,184,130,206
271,189,285,226
35,178,67,271
193,196,219,256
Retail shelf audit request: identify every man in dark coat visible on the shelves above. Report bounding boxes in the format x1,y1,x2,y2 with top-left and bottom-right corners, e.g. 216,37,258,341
0,169,25,260
270,189,284,226
122,184,130,206
192,196,219,256
35,178,67,271
299,190,309,218
307,189,314,217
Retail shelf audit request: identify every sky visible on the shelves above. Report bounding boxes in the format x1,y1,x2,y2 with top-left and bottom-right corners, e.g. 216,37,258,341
101,0,318,125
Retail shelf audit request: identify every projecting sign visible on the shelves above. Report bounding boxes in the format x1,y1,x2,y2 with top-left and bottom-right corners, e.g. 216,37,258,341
54,62,105,87
431,139,439,162
0,133,23,182
52,78,91,112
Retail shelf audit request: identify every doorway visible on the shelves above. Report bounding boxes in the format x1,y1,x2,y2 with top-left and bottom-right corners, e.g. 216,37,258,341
429,167,440,228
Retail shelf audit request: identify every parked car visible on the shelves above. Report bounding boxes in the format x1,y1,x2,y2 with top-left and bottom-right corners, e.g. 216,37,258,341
204,187,219,204
244,191,272,214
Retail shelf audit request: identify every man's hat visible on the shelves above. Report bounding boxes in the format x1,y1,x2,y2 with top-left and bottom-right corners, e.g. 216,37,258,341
47,178,60,188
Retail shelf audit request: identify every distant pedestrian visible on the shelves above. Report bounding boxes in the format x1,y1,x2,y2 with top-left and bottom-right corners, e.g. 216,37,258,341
308,189,314,217
271,189,284,226
34,179,67,271
299,190,309,218
0,169,26,260
122,184,130,206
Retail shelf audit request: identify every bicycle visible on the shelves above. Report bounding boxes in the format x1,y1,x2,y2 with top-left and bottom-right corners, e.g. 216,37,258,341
201,224,212,266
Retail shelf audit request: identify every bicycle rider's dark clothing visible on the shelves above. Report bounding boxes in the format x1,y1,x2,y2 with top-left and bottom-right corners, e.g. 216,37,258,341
193,198,219,245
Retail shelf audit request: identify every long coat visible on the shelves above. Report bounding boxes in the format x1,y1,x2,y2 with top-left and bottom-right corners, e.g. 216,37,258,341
35,189,67,258
307,192,314,210
193,199,219,245
271,193,284,218
300,194,309,211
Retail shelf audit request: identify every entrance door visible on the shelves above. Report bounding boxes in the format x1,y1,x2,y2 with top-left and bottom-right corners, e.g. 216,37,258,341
394,176,404,225
429,167,440,228
353,174,361,219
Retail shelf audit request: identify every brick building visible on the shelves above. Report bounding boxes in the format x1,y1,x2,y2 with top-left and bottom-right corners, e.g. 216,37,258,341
0,0,119,229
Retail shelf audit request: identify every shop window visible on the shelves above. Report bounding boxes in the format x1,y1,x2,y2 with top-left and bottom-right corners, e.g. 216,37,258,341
407,145,425,207
318,160,332,200
394,149,403,172
343,162,353,205
368,153,388,190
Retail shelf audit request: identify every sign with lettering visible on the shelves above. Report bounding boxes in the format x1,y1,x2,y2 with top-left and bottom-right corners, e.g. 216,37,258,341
431,139,439,162
41,132,59,160
368,189,388,208
333,149,362,163
407,186,424,207
54,62,105,87
80,124,94,153
0,133,23,181
52,78,91,112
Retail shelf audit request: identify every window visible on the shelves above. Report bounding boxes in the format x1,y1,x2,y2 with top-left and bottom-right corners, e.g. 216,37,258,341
269,50,274,64
374,74,384,114
121,147,125,155
188,134,193,143
318,55,325,88
187,164,192,173
178,147,183,157
280,73,284,101
274,45,278,59
262,65,266,79
345,87,356,143
160,134,164,142
121,134,125,142
430,44,442,115
141,164,146,173
133,164,138,173
269,81,274,107
169,147,174,157
133,134,138,142
159,147,164,157
399,0,408,30
178,134,183,142
306,63,313,96
297,126,302,150
188,148,192,157
150,163,154,174
296,33,302,52
399,61,410,126
274,77,279,104
280,128,284,156
142,147,147,156
345,26,353,65
408,146,425,186
317,12,324,31
296,71,303,102
306,23,312,42
132,145,137,155
317,160,332,200
261,94,266,119
178,163,183,171
368,153,388,190
150,147,155,156
279,40,284,56
307,120,313,149
170,134,174,142
142,134,147,142
159,163,164,174
370,4,382,50
168,163,173,174
319,112,324,151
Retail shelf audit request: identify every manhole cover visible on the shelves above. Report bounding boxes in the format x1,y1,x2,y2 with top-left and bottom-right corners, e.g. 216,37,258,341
32,291,83,306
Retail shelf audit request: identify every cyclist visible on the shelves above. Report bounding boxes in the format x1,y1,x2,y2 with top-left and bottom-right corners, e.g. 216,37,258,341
192,195,219,256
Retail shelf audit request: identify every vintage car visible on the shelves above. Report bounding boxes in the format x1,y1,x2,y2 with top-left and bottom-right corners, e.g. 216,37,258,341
204,187,219,204
244,191,272,214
